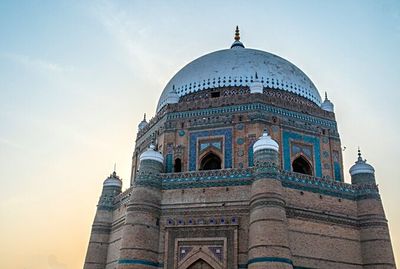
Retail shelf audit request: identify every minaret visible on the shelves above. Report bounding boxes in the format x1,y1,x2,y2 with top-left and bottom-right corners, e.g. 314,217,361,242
138,113,148,131
350,149,396,268
248,131,293,269
84,171,122,269
320,92,334,112
117,144,164,268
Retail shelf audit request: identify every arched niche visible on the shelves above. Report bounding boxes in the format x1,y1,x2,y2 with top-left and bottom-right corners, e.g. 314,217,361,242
187,259,214,269
174,158,182,172
179,250,222,269
199,152,222,170
292,155,313,175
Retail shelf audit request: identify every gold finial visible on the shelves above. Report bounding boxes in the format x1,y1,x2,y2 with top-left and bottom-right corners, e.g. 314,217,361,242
234,26,240,41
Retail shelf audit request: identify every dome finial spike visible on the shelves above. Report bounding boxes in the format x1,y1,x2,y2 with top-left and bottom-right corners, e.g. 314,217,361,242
143,113,146,121
255,72,258,79
325,91,328,100
357,147,363,161
235,25,240,41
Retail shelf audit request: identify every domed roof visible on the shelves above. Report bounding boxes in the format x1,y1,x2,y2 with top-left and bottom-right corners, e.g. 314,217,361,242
253,131,279,152
139,144,164,163
103,171,122,188
349,150,375,176
157,30,321,112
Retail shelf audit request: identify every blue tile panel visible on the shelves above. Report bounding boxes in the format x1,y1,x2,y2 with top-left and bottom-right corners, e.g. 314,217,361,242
239,264,312,269
189,128,232,171
166,103,337,129
248,141,255,167
118,259,163,267
248,257,293,265
334,162,342,182
282,130,322,177
165,154,173,173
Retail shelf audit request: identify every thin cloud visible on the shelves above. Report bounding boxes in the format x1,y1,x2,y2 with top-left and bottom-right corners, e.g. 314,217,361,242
90,0,172,86
1,53,75,73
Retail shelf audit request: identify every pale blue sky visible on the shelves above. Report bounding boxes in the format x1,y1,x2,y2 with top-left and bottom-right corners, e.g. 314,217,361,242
0,1,399,268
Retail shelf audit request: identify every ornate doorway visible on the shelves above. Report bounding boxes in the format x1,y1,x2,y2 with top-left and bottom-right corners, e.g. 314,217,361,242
188,259,214,269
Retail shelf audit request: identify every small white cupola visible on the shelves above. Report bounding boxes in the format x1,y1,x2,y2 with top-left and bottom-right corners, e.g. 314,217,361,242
138,113,148,130
253,130,279,153
250,72,263,93
321,92,334,112
165,85,179,105
139,144,164,163
103,170,122,188
349,149,375,176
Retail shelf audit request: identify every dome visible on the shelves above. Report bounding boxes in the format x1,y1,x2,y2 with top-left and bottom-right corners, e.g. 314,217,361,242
138,114,148,130
157,35,321,112
103,171,122,188
139,144,164,163
321,92,334,112
253,131,279,152
349,150,375,176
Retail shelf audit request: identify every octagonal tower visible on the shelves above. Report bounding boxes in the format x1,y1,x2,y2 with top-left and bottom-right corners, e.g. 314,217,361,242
84,28,396,269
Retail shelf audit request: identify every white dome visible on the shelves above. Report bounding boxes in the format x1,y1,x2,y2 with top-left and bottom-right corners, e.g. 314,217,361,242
139,144,164,163
138,114,148,130
253,131,279,152
103,171,122,188
321,92,334,112
349,151,375,176
157,45,321,112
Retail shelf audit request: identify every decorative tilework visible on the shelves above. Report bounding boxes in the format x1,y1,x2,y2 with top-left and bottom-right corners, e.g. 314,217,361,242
118,259,162,267
282,130,322,177
179,247,193,261
247,257,293,265
178,130,185,136
248,142,255,167
167,103,337,129
189,128,232,171
165,154,173,173
236,123,244,130
334,162,341,182
208,246,223,261
237,137,244,145
132,168,379,200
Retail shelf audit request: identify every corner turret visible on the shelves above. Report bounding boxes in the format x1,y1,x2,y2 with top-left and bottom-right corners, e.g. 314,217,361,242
138,113,148,131
321,92,334,112
350,149,375,185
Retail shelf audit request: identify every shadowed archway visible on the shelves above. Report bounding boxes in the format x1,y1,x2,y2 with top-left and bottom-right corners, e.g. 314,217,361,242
292,155,313,175
199,152,222,170
188,259,214,269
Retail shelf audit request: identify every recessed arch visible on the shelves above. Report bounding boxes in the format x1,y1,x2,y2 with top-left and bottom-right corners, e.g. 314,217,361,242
179,250,222,269
199,152,222,170
292,155,313,175
174,158,182,172
188,259,214,269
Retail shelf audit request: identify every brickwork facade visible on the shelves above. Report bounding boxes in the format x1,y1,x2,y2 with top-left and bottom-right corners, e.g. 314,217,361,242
84,61,396,268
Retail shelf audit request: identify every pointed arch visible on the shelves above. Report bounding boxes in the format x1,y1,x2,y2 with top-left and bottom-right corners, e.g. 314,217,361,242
199,152,222,170
292,155,313,175
179,250,222,269
187,259,213,269
174,158,182,172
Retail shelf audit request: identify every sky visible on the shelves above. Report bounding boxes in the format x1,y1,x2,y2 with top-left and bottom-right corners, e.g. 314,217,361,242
0,0,399,268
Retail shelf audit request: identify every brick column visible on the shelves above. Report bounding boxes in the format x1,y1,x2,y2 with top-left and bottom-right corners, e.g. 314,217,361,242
117,146,164,269
248,132,293,269
84,172,122,269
